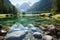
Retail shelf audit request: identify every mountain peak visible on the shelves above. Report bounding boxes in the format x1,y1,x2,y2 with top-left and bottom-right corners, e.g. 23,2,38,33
27,0,52,13
16,3,30,12
20,3,30,9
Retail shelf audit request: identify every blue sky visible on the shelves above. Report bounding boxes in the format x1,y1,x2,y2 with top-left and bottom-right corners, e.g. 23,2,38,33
9,0,40,6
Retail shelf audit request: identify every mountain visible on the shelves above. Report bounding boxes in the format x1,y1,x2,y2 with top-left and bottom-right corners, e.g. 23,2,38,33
16,3,30,12
20,3,30,10
27,0,52,13
3,0,13,7
0,0,17,14
16,4,20,8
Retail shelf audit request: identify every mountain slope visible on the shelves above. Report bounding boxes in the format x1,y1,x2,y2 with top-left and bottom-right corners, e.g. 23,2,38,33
16,3,30,12
4,0,13,7
20,3,30,10
0,0,17,14
27,0,52,13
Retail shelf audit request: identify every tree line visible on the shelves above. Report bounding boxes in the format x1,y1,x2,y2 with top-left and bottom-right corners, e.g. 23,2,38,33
0,0,17,14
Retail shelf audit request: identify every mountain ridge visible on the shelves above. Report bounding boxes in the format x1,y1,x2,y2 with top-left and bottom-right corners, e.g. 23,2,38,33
27,0,52,13
0,0,17,14
15,0,52,13
16,3,30,12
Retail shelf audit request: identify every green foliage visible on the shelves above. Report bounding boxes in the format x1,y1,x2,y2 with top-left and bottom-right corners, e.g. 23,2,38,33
0,0,18,14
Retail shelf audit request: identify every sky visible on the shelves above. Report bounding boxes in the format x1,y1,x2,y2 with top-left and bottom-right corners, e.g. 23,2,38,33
9,0,40,6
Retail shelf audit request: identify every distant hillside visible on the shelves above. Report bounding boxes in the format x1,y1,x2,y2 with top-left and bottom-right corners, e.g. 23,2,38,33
0,0,17,14
3,0,13,7
16,3,30,12
20,3,30,10
27,0,52,13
